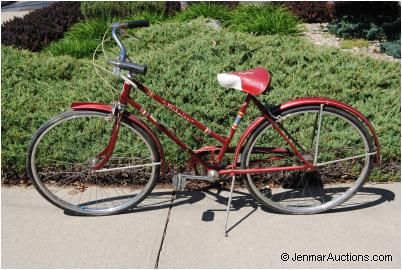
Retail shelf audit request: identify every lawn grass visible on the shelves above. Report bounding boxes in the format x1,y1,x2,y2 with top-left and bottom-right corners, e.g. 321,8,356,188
229,3,302,35
1,19,400,182
45,19,109,58
45,10,167,59
175,2,231,24
46,2,167,58
80,1,166,20
47,2,303,59
340,39,369,49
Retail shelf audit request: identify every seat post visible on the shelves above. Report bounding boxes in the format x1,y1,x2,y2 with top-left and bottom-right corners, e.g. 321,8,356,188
229,94,252,135
215,94,252,164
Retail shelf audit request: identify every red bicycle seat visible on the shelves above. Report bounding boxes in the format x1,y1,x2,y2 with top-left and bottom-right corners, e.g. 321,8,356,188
217,67,271,96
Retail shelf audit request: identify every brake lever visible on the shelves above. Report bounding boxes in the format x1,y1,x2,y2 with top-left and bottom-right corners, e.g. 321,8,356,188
111,56,121,76
120,28,140,40
131,34,141,40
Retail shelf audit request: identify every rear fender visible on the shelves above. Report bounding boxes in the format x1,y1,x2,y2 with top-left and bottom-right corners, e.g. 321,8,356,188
279,97,380,163
232,116,265,168
71,102,165,175
233,97,381,168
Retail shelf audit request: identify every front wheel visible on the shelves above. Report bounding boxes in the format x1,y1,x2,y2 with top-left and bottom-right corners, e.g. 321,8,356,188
241,105,374,214
26,110,161,215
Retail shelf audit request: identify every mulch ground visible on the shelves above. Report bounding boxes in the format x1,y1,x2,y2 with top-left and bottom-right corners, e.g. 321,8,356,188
2,159,400,191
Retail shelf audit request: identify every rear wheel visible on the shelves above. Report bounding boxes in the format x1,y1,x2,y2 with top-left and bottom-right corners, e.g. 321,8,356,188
241,105,374,214
27,110,161,215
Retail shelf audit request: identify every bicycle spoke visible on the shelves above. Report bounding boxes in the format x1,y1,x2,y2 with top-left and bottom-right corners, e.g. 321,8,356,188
310,110,320,150
93,162,160,173
276,121,306,153
313,104,324,165
316,152,376,167
29,111,159,215
244,106,372,214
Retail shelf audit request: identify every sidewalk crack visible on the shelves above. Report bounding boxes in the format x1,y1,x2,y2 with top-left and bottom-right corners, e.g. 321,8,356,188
154,190,176,269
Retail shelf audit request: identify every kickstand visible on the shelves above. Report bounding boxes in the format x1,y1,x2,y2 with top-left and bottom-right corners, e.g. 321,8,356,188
224,175,236,237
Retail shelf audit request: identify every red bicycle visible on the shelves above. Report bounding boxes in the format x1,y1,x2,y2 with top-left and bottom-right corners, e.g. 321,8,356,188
27,21,380,224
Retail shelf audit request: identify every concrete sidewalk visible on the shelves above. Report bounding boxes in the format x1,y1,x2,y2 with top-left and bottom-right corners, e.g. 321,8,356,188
1,1,53,24
2,183,400,268
1,10,31,24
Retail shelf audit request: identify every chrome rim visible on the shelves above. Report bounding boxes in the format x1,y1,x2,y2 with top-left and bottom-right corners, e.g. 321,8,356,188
31,112,157,214
245,108,371,213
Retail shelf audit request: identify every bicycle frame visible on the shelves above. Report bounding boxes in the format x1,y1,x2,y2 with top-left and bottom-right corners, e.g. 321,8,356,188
97,76,318,175
72,75,381,177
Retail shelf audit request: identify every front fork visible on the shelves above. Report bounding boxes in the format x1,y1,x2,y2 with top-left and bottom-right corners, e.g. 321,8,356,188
91,102,125,171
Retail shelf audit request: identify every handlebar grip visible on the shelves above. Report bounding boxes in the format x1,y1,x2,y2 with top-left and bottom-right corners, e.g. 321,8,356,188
108,60,147,75
125,20,149,29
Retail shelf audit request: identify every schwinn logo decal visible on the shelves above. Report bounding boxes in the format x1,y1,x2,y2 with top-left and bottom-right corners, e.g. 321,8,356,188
166,102,195,123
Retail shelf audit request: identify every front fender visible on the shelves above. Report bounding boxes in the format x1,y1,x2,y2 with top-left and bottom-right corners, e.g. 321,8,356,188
71,102,166,175
233,97,380,168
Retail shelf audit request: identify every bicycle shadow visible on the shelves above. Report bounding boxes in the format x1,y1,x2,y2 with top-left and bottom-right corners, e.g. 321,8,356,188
190,185,396,233
126,190,206,214
325,186,396,213
64,185,395,234
63,189,206,216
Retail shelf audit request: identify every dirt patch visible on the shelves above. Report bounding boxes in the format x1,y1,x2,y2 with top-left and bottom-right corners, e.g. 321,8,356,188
303,23,399,62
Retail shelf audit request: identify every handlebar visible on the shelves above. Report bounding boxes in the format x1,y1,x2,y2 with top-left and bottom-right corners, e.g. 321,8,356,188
110,20,149,72
124,20,150,29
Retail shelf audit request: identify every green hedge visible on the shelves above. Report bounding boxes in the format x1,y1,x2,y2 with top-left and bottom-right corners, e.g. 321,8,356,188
380,40,401,59
328,16,401,41
2,19,400,181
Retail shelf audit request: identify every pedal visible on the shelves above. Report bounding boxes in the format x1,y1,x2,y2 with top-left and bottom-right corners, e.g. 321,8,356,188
172,173,217,191
172,175,186,191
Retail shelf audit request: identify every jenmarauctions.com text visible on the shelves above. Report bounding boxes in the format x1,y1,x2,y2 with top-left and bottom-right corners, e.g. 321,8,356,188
280,252,392,262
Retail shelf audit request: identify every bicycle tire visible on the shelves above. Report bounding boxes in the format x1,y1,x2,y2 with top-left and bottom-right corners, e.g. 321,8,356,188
26,110,161,216
241,105,374,214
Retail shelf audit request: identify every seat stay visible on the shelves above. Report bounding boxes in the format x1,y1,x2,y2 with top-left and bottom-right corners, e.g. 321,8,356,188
251,96,312,167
